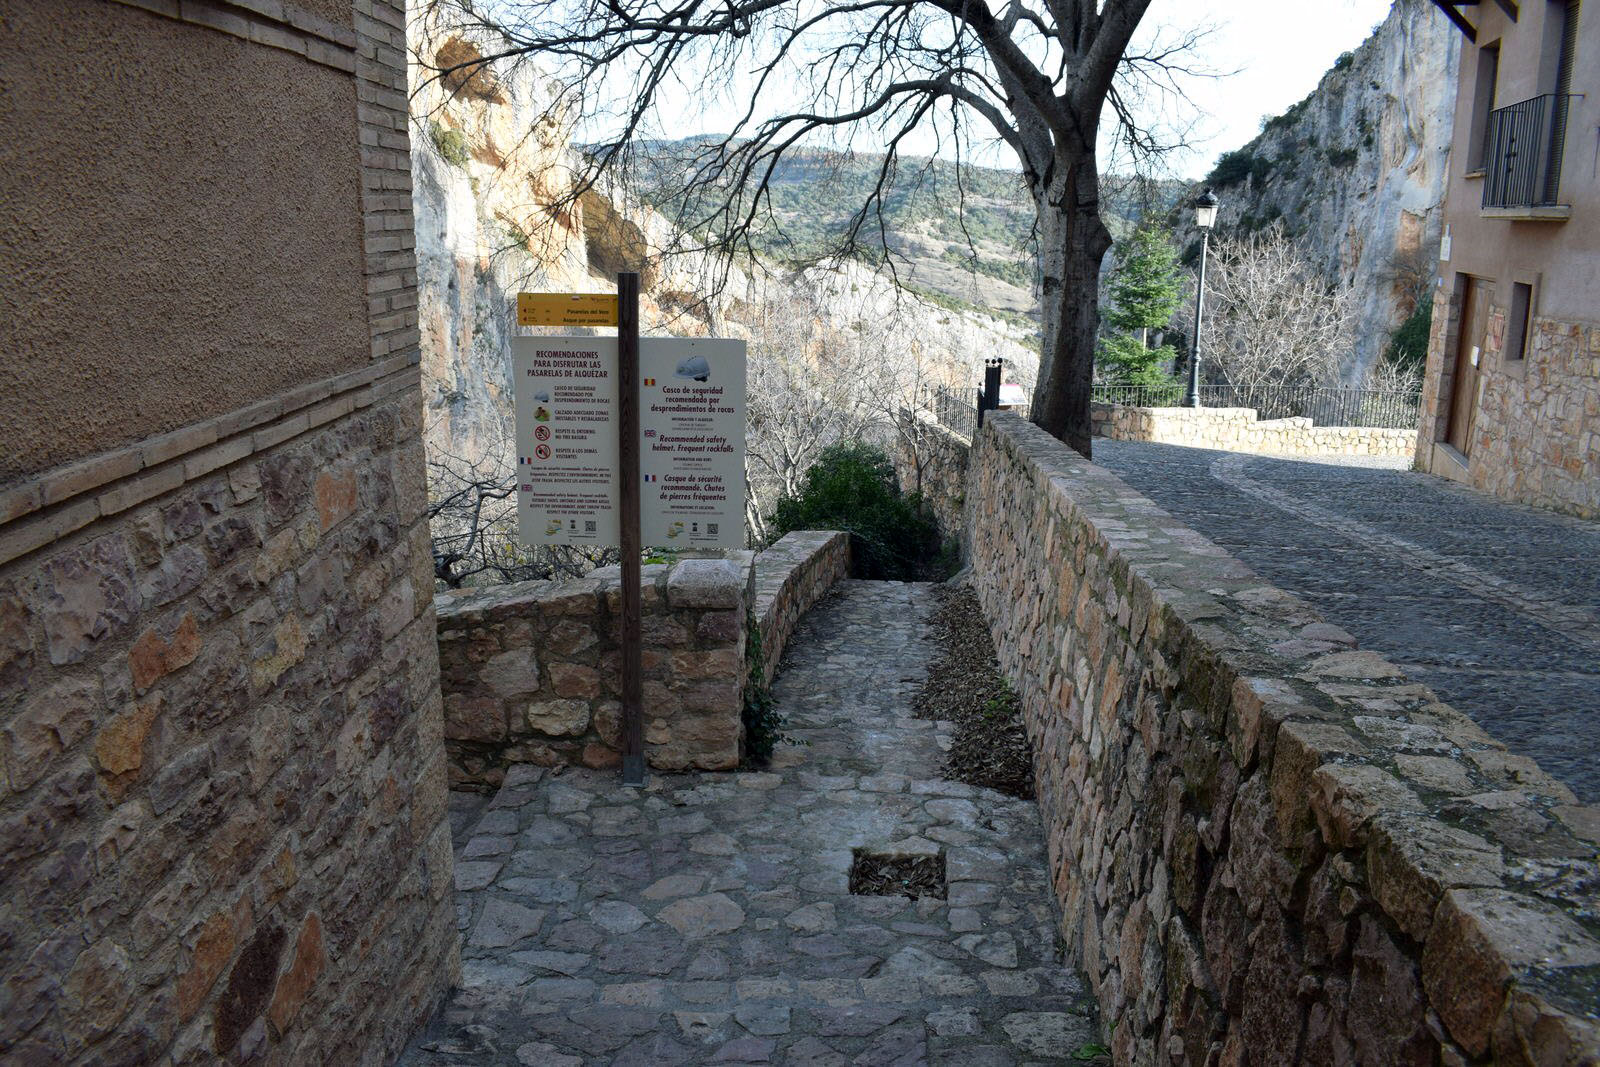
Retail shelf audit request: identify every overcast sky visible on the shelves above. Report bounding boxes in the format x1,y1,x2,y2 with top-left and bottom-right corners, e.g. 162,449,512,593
616,0,1401,179
1154,0,1396,178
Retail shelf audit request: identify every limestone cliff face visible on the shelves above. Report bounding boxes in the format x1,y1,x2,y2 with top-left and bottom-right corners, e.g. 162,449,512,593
1181,0,1458,378
407,19,1038,469
409,25,592,461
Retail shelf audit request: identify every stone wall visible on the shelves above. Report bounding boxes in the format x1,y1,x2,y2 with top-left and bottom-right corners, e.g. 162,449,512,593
0,382,454,1065
967,413,1600,1064
436,556,753,787
1416,289,1600,519
893,410,972,545
751,530,852,686
0,2,458,1062
1091,404,1418,458
436,531,851,786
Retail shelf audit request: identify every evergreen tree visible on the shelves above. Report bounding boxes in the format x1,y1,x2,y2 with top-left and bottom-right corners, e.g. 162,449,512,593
1098,223,1183,390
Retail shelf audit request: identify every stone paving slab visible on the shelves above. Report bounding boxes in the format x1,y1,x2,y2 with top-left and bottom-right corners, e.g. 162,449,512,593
1094,439,1600,801
401,580,1100,1066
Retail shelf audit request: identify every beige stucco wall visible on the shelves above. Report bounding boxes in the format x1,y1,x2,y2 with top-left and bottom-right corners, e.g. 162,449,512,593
1437,3,1600,317
1420,1,1600,517
0,0,367,488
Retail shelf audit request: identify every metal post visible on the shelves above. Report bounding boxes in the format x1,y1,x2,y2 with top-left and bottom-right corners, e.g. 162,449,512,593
978,358,1001,427
617,272,644,787
1186,230,1210,409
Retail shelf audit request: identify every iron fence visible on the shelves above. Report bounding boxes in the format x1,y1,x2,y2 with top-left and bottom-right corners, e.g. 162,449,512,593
933,387,978,439
1482,93,1574,210
1092,383,1420,428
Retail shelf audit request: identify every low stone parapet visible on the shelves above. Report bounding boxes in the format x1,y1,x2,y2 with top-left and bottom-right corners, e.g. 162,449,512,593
751,530,851,685
968,412,1599,1063
1091,402,1418,457
436,555,753,787
437,531,851,787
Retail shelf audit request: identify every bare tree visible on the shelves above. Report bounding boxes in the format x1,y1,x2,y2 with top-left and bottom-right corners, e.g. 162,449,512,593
1196,224,1355,392
427,441,617,588
418,0,1205,456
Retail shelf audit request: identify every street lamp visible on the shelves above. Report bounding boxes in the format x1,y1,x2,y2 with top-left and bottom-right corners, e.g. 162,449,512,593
1186,188,1220,408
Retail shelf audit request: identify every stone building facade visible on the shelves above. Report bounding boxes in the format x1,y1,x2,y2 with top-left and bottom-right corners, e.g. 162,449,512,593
0,1,456,1062
1416,0,1599,517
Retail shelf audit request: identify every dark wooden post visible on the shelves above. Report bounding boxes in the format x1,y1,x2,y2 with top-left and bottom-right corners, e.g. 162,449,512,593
617,272,644,786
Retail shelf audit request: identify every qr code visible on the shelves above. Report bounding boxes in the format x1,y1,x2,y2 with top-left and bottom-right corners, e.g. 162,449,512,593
707,523,719,537
584,521,596,533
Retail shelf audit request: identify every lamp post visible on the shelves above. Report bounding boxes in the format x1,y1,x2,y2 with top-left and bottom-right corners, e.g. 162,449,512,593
1186,188,1219,409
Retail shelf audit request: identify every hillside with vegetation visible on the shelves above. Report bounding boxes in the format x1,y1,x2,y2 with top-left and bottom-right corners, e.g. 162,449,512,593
618,139,1185,321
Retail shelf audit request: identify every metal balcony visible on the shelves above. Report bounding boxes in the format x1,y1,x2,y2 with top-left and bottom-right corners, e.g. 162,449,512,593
1481,93,1575,219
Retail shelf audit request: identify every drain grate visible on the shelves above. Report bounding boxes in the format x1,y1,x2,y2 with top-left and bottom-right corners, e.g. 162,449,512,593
848,848,947,900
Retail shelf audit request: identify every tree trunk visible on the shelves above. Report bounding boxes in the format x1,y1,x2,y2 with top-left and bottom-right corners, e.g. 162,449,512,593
1029,160,1112,459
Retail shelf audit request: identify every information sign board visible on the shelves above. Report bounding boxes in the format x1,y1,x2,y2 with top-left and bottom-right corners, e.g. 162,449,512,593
512,336,620,545
517,292,620,327
639,338,746,550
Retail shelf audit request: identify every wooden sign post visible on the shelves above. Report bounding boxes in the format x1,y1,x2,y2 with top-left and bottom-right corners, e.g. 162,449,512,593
616,273,645,787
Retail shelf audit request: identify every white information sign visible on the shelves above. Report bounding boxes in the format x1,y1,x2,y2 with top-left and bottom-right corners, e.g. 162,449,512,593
513,336,620,546
640,338,746,550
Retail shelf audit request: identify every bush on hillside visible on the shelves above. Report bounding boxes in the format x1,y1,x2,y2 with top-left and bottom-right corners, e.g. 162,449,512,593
1386,301,1433,374
769,442,948,581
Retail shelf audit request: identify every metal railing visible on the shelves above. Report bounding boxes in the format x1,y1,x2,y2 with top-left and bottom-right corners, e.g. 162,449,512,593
1482,93,1575,210
1091,383,1187,409
1093,383,1421,429
933,387,978,439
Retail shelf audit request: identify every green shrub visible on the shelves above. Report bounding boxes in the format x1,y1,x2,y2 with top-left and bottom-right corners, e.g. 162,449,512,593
1325,146,1360,167
429,120,471,168
1386,301,1433,373
769,442,946,581
1207,150,1273,189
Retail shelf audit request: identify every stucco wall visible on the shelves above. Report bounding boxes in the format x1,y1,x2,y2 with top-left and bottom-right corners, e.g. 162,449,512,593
0,0,454,1061
0,0,367,487
967,413,1599,1064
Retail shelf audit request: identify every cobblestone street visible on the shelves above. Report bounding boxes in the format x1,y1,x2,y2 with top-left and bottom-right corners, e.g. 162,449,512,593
1095,440,1600,802
403,581,1098,1066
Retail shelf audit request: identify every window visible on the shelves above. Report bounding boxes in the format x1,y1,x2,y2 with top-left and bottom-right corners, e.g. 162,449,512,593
1468,43,1500,172
1505,282,1533,362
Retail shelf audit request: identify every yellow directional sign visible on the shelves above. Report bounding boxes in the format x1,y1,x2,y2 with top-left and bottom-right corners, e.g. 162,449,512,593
518,292,619,327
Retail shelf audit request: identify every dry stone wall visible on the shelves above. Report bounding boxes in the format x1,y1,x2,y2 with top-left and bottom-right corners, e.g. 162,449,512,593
436,556,753,786
437,530,850,785
893,410,972,546
751,530,851,685
967,413,1600,1065
1091,403,1418,458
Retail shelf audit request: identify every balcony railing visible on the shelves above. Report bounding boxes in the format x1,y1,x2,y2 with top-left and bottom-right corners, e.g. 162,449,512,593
1482,93,1575,211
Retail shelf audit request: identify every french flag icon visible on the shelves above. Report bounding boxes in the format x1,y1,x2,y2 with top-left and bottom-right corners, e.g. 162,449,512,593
644,474,657,483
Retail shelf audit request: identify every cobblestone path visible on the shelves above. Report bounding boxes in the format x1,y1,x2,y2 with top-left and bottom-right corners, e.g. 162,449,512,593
1094,440,1600,802
402,580,1098,1066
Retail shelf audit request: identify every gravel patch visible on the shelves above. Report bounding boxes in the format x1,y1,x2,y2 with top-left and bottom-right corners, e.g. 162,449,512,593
914,585,1035,799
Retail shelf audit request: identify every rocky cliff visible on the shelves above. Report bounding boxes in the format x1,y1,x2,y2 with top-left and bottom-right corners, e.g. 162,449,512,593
407,18,1037,470
1181,0,1458,378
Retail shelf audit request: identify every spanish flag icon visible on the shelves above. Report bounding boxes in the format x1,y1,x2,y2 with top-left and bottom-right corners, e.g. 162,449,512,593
643,377,656,386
